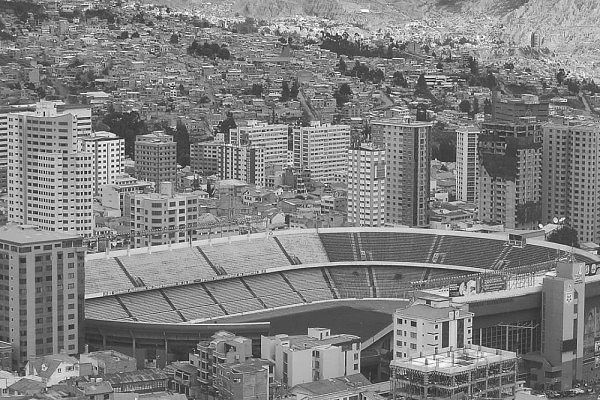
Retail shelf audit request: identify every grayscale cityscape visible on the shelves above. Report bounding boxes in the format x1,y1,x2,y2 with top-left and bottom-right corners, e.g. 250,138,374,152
0,0,599,399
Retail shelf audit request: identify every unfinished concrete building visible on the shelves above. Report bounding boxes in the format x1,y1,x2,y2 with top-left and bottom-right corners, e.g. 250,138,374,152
390,344,518,400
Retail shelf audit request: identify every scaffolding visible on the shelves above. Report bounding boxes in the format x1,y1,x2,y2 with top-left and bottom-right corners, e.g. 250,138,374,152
390,345,518,400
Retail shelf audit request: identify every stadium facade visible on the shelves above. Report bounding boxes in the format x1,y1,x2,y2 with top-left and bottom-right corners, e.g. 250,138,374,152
83,228,600,389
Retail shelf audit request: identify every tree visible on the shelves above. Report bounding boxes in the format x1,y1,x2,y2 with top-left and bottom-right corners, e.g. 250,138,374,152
468,57,479,75
217,112,237,143
556,68,566,85
281,81,290,102
338,58,347,74
415,74,429,96
548,225,579,248
250,83,263,98
459,99,471,113
484,98,492,114
333,83,352,107
131,31,140,38
290,80,299,100
169,33,179,44
472,99,480,115
566,79,580,94
118,31,129,40
436,61,443,70
392,71,407,88
102,108,149,157
170,120,190,166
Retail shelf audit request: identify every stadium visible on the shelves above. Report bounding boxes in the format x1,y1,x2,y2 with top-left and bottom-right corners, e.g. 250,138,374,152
84,227,600,380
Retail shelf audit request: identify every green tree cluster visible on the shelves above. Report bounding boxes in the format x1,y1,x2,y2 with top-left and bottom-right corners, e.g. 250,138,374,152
187,41,231,60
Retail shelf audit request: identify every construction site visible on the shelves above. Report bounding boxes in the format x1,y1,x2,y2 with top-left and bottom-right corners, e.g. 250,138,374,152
390,344,519,400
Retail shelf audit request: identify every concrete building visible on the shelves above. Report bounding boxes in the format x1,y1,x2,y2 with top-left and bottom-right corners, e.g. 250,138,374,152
229,121,288,168
100,174,154,216
80,131,125,196
218,143,265,187
126,182,207,247
394,293,473,361
190,141,220,176
134,131,177,189
542,118,600,244
478,119,542,229
455,126,479,204
261,327,361,388
492,94,550,123
371,117,431,227
347,144,386,226
525,261,585,391
7,101,94,236
0,225,85,367
390,344,518,400
214,358,272,400
293,122,350,185
80,350,137,375
189,331,253,394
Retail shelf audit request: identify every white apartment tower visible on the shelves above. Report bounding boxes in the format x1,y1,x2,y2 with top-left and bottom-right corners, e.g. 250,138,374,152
229,121,289,168
7,102,94,236
393,293,473,361
455,126,479,203
293,122,351,184
372,117,432,227
81,131,125,195
542,118,600,244
347,144,386,226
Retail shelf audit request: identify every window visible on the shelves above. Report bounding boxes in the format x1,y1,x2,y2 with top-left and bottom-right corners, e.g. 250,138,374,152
410,320,417,327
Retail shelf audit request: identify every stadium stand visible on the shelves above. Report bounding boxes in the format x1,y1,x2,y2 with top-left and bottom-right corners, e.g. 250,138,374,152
371,266,426,298
327,266,372,298
86,257,135,295
117,247,217,287
205,279,254,303
358,232,435,263
243,273,304,308
134,311,185,324
199,238,291,275
164,284,217,310
118,291,176,320
282,269,336,302
505,244,562,268
85,296,131,321
437,236,506,268
319,233,356,262
179,304,225,321
276,233,330,264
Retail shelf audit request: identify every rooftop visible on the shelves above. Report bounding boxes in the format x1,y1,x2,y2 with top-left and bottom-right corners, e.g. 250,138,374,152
395,304,473,322
0,224,81,245
390,344,517,374
292,374,372,396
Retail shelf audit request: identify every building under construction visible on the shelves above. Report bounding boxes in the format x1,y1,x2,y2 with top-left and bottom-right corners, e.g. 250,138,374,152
390,344,518,400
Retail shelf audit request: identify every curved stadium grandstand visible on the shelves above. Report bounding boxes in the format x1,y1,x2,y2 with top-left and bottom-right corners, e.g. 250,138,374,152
83,227,599,368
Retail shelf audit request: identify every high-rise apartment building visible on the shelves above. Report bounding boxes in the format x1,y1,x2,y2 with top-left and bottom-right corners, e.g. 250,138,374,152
347,144,386,226
393,293,473,361
542,118,600,244
292,122,350,184
190,141,220,176
455,126,479,203
478,119,542,229
218,143,265,186
126,182,207,247
371,117,431,227
229,121,288,168
7,101,94,236
134,131,177,189
80,131,125,195
0,225,85,367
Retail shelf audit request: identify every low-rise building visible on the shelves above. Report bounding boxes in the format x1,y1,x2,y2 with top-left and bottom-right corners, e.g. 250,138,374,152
80,350,137,375
214,359,273,400
261,328,361,388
